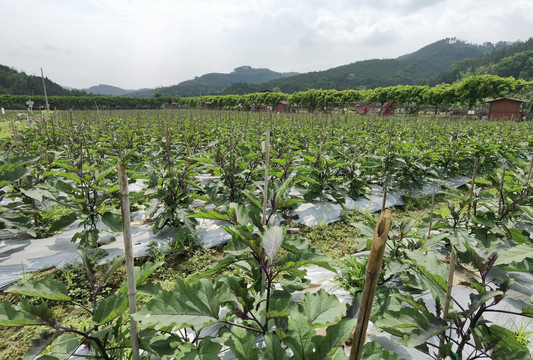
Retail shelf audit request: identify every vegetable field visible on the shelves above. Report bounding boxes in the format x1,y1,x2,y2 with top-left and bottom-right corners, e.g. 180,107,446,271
1,109,533,359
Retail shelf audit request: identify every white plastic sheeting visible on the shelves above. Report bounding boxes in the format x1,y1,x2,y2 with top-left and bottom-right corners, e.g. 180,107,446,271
0,175,473,288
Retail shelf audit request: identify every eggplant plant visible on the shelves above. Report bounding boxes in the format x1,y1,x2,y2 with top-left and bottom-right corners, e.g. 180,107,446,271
0,250,161,359
128,203,357,359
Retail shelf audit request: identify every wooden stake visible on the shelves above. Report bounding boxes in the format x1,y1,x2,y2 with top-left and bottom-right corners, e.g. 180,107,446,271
10,116,19,150
428,182,436,237
262,127,270,226
349,209,392,360
118,162,140,360
444,246,456,318
467,156,478,218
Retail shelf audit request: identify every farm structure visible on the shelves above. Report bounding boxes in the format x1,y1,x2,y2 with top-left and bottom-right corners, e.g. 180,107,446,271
487,97,528,121
275,100,290,113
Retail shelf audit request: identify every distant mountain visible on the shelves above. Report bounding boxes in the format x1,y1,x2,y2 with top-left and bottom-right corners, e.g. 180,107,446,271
3,37,529,98
433,38,533,84
86,84,136,96
125,66,298,97
251,59,436,93
250,38,516,93
396,37,507,72
0,64,87,96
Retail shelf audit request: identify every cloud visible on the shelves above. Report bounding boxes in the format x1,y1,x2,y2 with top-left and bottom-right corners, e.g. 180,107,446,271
0,0,531,89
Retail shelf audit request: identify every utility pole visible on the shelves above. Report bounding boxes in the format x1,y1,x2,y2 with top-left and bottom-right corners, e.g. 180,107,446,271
41,68,50,110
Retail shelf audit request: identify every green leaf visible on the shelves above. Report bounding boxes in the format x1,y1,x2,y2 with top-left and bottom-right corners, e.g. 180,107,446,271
495,243,533,266
0,301,43,326
361,341,402,359
298,289,346,327
48,212,78,233
189,210,230,222
284,314,314,360
35,334,80,360
92,293,128,325
101,211,124,233
264,332,289,360
226,326,259,360
23,331,60,360
19,188,53,202
133,279,224,331
262,226,284,261
189,256,238,281
280,275,310,293
311,318,356,360
374,307,447,347
408,251,447,303
8,276,71,301
522,306,533,318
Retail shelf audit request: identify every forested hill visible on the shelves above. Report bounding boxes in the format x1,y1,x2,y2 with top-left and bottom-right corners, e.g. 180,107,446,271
249,59,436,94
397,37,508,71
0,65,87,96
226,38,517,94
125,66,299,97
433,38,533,84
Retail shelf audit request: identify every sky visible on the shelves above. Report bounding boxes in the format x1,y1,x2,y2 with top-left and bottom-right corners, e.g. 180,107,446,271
1,0,532,90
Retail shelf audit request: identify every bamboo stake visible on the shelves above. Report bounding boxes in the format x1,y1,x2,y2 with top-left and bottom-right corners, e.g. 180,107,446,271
467,156,478,218
444,246,456,317
118,162,140,360
262,127,270,226
428,182,437,237
381,188,388,213
10,116,19,149
526,155,533,186
349,209,392,360
261,128,270,294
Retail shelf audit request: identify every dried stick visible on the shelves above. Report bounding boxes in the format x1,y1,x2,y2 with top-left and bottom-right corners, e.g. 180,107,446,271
349,209,392,360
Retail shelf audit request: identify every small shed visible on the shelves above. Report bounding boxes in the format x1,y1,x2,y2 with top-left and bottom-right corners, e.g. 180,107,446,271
487,97,528,121
203,102,213,110
275,101,290,113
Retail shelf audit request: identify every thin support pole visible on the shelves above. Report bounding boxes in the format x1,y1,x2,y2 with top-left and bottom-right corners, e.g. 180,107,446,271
349,210,392,360
118,162,140,360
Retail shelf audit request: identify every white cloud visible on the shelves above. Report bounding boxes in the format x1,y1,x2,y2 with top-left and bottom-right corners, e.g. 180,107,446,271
0,0,531,89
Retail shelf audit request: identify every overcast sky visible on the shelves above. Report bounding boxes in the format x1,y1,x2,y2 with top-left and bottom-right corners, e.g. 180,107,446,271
1,0,532,90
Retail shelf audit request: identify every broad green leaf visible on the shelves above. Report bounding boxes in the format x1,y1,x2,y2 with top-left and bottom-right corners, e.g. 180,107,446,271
189,210,230,222
92,293,128,325
48,212,78,233
495,243,533,266
189,256,239,281
133,279,224,331
20,188,54,202
34,334,81,360
280,275,310,293
310,318,356,360
226,326,259,360
55,171,82,185
407,251,447,303
284,314,314,360
522,306,533,318
264,332,289,360
23,331,60,360
1,166,30,183
101,211,123,232
8,276,71,301
0,301,43,326
298,289,346,327
374,307,447,347
262,226,283,261
361,340,402,359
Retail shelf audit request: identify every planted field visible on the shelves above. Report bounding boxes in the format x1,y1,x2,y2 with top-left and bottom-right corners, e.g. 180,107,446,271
1,109,533,359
